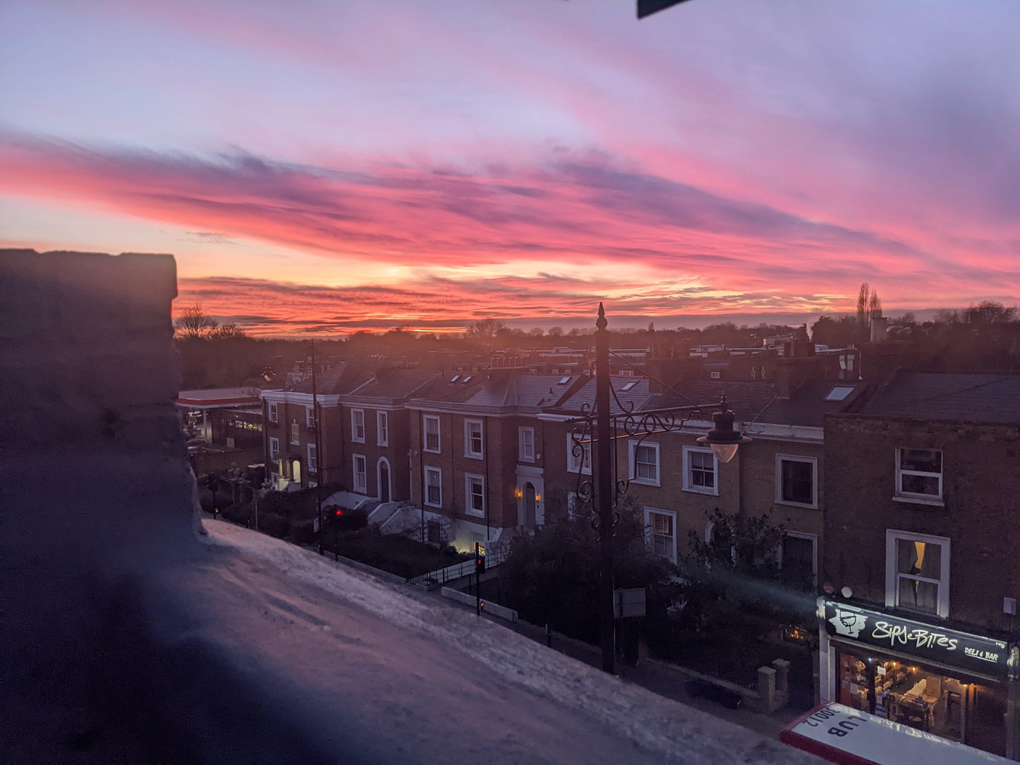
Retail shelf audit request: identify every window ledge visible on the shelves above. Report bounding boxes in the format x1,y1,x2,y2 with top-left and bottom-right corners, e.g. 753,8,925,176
775,500,818,510
892,495,945,508
630,479,661,488
465,453,484,460
465,510,485,519
423,448,441,455
682,486,719,497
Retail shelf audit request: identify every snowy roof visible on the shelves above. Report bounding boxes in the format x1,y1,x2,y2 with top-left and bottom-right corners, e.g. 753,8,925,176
200,520,820,764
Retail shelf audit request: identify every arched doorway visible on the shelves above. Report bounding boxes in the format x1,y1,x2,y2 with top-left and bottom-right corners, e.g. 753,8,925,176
523,482,537,529
292,458,302,486
377,458,391,503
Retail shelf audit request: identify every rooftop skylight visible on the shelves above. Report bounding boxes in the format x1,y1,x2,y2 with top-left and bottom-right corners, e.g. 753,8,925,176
825,385,855,401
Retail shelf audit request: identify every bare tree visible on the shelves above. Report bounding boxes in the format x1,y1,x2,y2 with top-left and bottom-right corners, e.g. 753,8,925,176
466,318,508,342
855,283,882,342
964,301,1017,324
174,303,218,339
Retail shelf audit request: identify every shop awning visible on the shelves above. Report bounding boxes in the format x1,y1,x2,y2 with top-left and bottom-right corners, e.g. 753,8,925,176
781,703,1013,765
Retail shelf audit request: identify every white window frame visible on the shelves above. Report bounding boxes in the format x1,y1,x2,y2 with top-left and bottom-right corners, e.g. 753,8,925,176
885,529,951,618
629,441,660,487
423,415,441,454
353,454,367,493
351,409,366,444
290,419,300,445
644,507,677,564
465,473,485,518
775,454,818,509
306,405,316,429
779,531,818,588
269,436,280,462
566,433,592,475
894,447,944,505
464,419,484,459
424,466,442,507
268,402,278,424
683,445,719,496
519,426,535,462
377,411,389,447
307,443,318,474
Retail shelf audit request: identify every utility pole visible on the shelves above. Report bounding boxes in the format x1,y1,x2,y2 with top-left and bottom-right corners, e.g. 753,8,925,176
594,303,616,674
312,342,323,556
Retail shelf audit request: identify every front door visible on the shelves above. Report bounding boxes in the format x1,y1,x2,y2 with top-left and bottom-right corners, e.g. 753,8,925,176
379,461,390,502
524,482,537,529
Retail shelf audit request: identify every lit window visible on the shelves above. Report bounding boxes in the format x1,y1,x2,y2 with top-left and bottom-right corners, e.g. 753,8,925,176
566,433,591,475
519,427,535,462
351,409,365,443
776,455,817,508
465,474,485,518
377,411,388,446
895,448,943,502
683,446,718,496
465,419,484,459
886,531,950,617
424,415,440,453
646,509,676,564
630,442,659,486
353,454,367,493
425,467,442,507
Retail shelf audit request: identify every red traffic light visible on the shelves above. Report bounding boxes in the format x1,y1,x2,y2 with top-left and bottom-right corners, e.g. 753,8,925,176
335,509,343,517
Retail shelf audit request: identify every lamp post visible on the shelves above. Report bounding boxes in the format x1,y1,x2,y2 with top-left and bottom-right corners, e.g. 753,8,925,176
568,303,750,674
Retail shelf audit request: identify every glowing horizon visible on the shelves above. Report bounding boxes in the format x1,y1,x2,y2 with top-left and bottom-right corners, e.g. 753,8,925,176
1,0,1017,336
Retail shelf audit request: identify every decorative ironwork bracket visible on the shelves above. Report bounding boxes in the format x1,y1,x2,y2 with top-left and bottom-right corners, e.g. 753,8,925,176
566,398,728,535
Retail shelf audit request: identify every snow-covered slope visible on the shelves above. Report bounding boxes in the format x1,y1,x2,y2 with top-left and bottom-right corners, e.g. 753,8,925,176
199,519,820,764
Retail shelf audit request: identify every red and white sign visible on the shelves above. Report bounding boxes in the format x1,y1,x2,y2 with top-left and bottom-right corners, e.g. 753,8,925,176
781,703,1012,765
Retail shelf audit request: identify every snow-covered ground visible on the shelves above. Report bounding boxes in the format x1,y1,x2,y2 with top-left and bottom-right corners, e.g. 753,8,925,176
201,519,820,764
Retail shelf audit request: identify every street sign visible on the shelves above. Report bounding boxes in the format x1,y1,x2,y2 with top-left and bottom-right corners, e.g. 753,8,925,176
614,588,646,618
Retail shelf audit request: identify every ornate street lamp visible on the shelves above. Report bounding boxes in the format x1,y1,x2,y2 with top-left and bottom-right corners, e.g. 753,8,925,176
697,399,751,464
567,303,750,674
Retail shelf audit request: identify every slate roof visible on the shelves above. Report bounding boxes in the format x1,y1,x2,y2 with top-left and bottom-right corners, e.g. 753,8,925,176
861,372,1020,424
550,378,653,417
347,370,439,401
411,373,582,412
287,362,374,395
757,379,868,427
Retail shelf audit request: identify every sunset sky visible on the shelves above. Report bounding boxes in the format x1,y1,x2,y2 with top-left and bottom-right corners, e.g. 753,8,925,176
1,0,1018,335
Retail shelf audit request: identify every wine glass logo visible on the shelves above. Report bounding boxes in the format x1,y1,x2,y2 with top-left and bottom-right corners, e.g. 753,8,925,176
830,608,868,638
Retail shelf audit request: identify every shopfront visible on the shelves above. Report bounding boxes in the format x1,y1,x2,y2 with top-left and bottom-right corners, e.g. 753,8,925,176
817,599,1019,760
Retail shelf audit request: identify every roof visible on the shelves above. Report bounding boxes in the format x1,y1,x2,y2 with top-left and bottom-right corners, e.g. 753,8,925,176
411,373,583,412
346,370,440,401
551,378,653,417
286,362,374,396
177,387,261,408
861,372,1020,424
645,379,866,427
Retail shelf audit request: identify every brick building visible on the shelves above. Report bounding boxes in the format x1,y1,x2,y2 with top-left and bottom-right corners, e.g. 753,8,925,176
820,372,1020,759
406,371,586,547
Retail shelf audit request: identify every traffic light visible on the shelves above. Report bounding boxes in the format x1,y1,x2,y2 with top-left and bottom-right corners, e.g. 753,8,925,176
475,546,486,575
335,509,343,518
